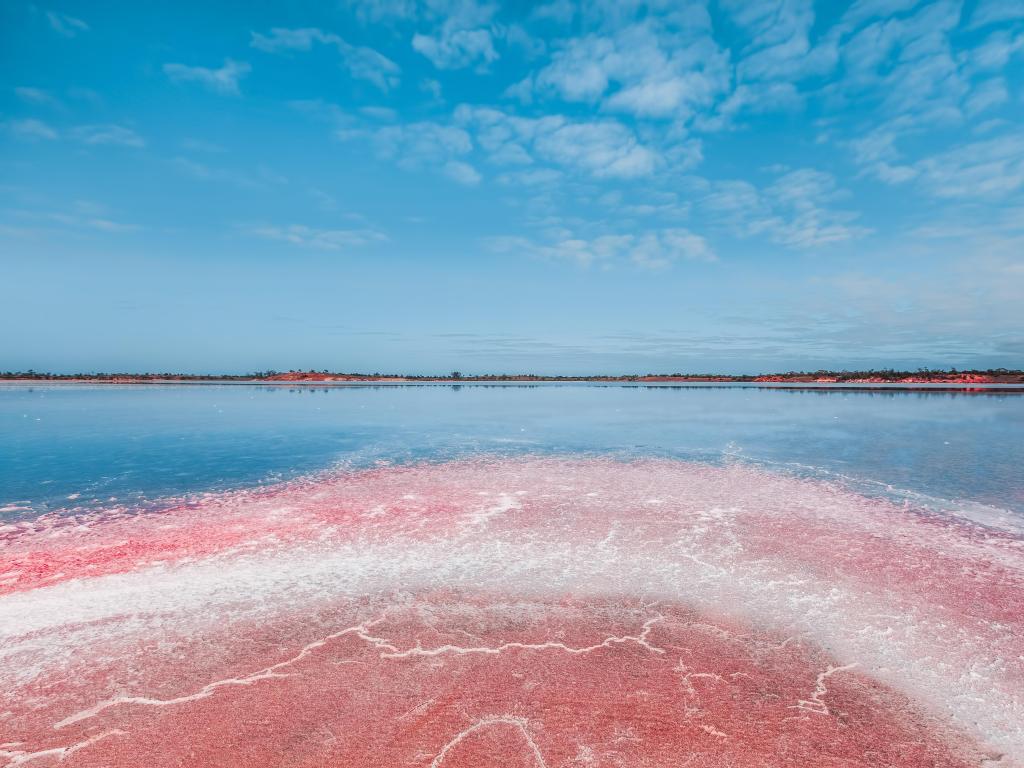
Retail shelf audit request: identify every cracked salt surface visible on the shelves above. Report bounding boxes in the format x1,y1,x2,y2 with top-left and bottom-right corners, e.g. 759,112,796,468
1,456,1022,766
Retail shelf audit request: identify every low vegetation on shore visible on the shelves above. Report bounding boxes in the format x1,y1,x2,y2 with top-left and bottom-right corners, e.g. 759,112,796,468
3,368,1022,383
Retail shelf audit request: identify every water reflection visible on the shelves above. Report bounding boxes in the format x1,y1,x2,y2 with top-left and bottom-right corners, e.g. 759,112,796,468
2,383,1021,519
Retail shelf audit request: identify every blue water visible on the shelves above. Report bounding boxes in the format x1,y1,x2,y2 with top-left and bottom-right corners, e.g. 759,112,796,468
2,383,1022,519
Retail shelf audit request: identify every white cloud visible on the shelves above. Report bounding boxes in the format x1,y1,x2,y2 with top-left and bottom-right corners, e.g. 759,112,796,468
354,106,662,184
695,82,804,131
250,27,324,52
163,60,251,96
487,141,533,165
844,125,926,184
343,0,417,23
969,29,1024,71
604,72,714,119
14,87,57,106
969,0,1024,28
411,0,499,70
838,0,968,125
536,36,612,101
605,190,692,220
829,0,1022,182
964,77,1009,116
350,120,484,185
502,75,534,104
530,0,575,24
505,23,547,59
421,78,443,101
664,139,704,172
71,125,145,148
702,169,869,249
10,205,137,234
5,120,144,149
46,10,88,37
917,134,1024,198
532,22,730,120
248,224,387,250
767,168,839,206
87,218,138,233
443,160,482,185
839,0,922,31
720,0,838,83
251,28,400,91
370,121,473,167
487,227,716,270
413,28,497,69
341,0,506,71
852,121,1024,199
172,158,285,188
630,229,716,269
360,106,398,121
456,106,661,179
534,120,657,178
181,138,226,153
496,168,562,187
4,118,58,141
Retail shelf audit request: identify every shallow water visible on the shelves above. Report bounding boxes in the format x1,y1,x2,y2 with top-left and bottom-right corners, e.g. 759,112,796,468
2,383,1022,518
1,384,1022,767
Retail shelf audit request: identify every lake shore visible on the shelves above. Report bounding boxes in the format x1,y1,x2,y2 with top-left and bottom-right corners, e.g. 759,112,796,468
3,377,1024,392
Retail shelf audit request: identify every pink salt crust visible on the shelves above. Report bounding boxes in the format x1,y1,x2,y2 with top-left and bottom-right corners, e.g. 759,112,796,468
2,457,1021,766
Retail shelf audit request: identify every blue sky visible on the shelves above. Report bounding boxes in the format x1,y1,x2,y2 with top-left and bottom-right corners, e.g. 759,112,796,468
1,0,1022,374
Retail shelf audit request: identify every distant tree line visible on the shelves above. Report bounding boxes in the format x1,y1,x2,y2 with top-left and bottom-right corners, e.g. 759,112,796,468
2,367,1022,382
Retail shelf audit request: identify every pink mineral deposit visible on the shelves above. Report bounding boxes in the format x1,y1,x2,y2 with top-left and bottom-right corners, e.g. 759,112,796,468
2,457,1021,766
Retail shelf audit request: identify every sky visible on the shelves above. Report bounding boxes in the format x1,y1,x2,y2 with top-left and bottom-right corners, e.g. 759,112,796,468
1,0,1022,375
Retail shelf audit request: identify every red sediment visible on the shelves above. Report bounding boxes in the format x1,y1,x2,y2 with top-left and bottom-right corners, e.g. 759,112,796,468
261,372,408,382
4,597,987,768
751,374,1003,383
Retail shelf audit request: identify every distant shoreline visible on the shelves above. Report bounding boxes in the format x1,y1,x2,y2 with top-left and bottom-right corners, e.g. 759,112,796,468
3,368,1024,386
2,378,1023,393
